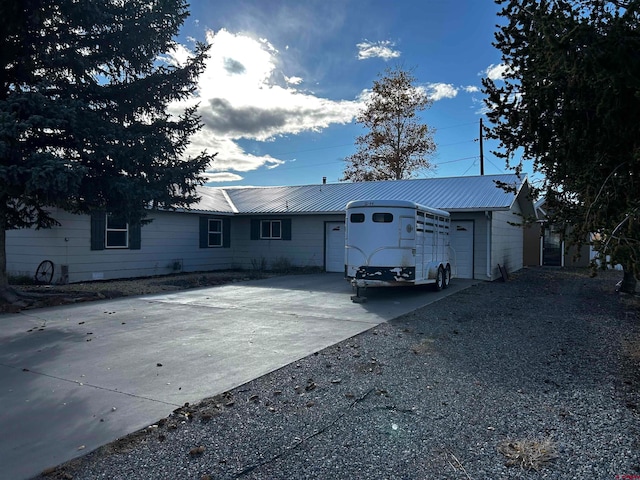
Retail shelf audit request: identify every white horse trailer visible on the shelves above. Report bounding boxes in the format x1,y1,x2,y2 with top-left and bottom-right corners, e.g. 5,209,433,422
345,200,452,293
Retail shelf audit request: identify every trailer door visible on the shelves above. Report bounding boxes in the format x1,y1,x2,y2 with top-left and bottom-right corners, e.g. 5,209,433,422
400,215,415,245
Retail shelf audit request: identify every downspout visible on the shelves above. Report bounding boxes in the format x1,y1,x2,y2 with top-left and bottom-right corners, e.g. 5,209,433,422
486,211,492,279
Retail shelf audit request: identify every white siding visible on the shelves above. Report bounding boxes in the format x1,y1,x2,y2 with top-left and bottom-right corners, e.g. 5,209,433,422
6,209,234,283
230,214,345,270
490,203,524,280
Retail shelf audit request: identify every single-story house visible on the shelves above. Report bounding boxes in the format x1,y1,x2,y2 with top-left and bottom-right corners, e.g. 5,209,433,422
6,173,534,284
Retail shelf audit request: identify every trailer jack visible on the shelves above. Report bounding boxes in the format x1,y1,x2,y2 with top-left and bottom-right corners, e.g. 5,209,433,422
350,282,368,303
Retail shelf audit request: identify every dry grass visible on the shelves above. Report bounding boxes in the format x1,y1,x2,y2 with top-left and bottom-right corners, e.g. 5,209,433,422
411,337,436,355
497,437,558,471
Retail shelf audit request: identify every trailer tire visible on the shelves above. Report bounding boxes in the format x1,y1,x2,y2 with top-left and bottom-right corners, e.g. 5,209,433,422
443,265,451,289
435,266,444,291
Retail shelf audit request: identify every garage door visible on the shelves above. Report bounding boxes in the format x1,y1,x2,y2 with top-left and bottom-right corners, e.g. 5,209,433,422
325,222,345,273
450,220,474,279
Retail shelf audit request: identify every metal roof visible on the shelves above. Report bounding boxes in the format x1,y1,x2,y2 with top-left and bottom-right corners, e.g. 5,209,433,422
189,174,531,215
184,186,235,214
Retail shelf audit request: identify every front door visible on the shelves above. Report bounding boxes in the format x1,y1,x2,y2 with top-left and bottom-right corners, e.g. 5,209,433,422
450,220,474,279
542,226,562,266
325,222,345,272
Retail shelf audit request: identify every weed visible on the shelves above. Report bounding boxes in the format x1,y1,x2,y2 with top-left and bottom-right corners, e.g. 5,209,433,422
270,257,294,273
8,273,37,285
497,437,558,471
250,257,267,272
411,338,436,355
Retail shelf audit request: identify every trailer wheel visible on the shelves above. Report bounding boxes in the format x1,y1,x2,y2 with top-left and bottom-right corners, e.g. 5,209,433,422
435,266,444,291
443,265,451,289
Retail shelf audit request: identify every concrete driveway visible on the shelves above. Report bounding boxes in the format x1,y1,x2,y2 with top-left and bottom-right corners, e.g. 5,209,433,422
0,273,475,480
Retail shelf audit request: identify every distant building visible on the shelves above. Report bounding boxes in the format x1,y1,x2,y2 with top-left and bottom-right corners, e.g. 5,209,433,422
523,198,591,268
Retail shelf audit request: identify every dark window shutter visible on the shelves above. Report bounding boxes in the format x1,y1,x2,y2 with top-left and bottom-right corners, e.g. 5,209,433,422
129,222,141,250
199,216,208,248
90,211,106,250
250,219,260,240
222,218,231,248
282,218,292,241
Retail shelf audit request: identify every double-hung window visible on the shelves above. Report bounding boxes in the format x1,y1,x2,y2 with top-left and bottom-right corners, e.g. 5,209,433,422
91,211,141,250
207,219,223,247
199,216,230,248
105,215,129,248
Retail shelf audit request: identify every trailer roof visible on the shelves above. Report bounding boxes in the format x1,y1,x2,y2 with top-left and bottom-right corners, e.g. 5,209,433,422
346,199,450,217
189,174,533,216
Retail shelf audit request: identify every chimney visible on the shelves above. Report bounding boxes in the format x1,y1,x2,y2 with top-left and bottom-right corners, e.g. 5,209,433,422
322,177,327,184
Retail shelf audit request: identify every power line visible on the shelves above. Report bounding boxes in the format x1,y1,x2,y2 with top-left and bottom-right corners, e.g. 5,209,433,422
259,121,481,158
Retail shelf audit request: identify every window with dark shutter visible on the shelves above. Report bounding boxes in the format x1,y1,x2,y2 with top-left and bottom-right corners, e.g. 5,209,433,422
200,216,230,248
90,211,106,250
92,212,140,250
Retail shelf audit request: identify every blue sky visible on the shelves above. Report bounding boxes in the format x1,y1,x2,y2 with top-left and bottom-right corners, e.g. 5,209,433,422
166,0,531,187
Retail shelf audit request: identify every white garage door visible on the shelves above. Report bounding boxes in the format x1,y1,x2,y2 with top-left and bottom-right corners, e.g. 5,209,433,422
450,220,474,279
325,222,345,273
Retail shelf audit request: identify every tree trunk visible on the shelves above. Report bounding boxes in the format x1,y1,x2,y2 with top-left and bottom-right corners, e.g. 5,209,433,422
0,203,24,306
620,263,638,294
0,202,8,289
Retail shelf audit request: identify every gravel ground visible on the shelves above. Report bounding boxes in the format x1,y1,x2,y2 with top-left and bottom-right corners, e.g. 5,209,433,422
34,268,640,480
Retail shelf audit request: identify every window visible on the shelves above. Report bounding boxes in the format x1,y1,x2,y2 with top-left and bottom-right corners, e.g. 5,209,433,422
106,214,129,248
250,218,292,241
91,211,141,250
372,212,393,223
208,219,223,247
261,220,282,239
350,213,365,223
199,217,230,248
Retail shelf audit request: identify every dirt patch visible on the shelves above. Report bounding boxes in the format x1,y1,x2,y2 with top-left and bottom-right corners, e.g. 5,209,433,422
1,270,278,313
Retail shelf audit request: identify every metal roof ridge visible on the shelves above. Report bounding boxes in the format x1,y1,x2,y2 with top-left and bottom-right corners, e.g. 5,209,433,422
220,188,239,214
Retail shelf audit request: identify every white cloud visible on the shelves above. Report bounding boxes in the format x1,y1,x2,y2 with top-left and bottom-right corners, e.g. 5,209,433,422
159,43,193,67
356,40,401,61
484,63,512,81
169,29,361,176
425,83,458,101
203,172,244,183
285,75,303,85
463,85,480,93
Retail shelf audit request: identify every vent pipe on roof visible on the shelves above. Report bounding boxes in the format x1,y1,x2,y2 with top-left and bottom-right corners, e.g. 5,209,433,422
322,176,327,184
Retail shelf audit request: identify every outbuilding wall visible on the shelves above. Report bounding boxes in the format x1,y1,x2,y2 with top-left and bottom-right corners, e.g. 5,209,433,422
490,204,525,279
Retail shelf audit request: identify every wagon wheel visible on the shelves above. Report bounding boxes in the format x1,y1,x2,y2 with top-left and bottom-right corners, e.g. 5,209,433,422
35,260,55,285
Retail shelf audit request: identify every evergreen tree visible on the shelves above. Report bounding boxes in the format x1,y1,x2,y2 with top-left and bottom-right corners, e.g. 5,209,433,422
342,67,436,181
482,0,640,292
0,0,214,298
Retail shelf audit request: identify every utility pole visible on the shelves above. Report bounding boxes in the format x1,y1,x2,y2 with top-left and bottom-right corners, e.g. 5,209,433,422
479,118,485,175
